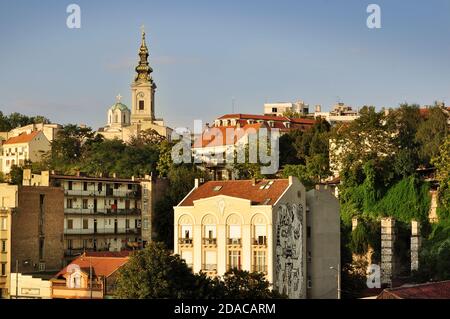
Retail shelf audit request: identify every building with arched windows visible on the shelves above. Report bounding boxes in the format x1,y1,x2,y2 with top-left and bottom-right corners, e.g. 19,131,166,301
174,176,340,299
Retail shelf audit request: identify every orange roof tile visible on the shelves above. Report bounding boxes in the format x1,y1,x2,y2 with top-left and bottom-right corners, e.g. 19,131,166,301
55,254,129,278
377,281,450,299
3,131,41,145
179,179,290,206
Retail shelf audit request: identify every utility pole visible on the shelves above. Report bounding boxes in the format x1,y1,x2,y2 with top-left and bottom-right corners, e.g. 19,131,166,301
15,260,18,299
330,263,341,299
89,256,93,299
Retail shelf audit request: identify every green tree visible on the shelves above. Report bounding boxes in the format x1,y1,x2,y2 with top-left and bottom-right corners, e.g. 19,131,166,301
115,242,198,299
9,165,23,185
416,105,449,165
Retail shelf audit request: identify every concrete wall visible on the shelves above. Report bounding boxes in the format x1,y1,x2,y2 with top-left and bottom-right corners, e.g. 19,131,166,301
10,273,51,299
306,187,340,299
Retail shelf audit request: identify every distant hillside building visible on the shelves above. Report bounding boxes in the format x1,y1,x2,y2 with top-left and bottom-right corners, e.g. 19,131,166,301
0,131,50,174
174,177,340,299
314,103,360,125
264,101,310,117
98,29,172,142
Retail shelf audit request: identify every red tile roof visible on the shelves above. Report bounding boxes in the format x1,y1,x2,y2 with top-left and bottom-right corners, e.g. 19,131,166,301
3,131,41,145
377,281,450,299
194,123,267,148
55,254,129,278
179,179,290,206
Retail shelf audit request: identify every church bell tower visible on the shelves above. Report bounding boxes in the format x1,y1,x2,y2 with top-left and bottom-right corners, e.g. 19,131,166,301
131,26,156,124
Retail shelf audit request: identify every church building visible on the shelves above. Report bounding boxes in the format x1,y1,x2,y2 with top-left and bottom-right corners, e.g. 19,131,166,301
98,28,172,142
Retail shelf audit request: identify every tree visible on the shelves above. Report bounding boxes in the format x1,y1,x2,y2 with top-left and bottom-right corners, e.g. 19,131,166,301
115,242,285,299
432,135,450,219
115,242,198,299
221,269,285,299
9,165,23,185
416,105,449,165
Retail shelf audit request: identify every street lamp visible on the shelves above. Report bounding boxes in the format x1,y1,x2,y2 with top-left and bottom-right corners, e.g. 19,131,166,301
15,260,30,299
329,263,341,300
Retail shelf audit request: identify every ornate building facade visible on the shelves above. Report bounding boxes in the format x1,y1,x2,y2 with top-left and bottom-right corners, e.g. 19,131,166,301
98,29,172,142
173,177,341,299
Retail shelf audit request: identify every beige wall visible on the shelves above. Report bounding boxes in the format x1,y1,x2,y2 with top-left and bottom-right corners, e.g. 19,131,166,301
10,273,52,299
0,183,18,298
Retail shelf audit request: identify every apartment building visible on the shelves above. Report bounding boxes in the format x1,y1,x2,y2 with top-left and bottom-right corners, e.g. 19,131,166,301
0,183,64,298
23,170,166,260
174,177,340,299
1,131,51,174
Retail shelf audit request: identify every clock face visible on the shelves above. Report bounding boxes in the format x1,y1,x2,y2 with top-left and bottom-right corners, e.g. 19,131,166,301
138,92,145,98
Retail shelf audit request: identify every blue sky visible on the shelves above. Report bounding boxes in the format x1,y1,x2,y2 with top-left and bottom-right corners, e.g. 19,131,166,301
0,0,449,130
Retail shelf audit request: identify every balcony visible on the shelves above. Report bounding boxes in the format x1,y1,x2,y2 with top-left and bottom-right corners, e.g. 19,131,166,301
252,236,267,246
227,238,242,245
202,264,217,272
64,190,140,198
178,238,193,245
64,228,140,236
64,208,141,215
251,265,268,274
202,238,217,245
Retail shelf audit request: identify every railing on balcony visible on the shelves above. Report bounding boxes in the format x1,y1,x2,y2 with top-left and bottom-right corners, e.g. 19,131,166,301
252,265,268,274
52,281,103,291
227,238,242,245
178,238,193,245
65,208,141,215
64,228,140,235
202,264,217,272
202,238,217,245
252,236,267,246
64,190,140,198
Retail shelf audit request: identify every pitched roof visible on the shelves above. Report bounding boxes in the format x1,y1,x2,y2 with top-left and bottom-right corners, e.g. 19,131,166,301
179,179,290,206
194,123,267,148
377,281,450,299
55,254,129,278
3,131,41,145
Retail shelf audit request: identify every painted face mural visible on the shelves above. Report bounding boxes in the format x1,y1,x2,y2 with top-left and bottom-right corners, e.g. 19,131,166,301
275,203,304,298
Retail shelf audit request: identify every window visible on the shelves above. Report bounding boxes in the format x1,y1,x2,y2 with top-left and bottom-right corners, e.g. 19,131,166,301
228,225,241,244
68,181,73,190
39,238,44,260
0,217,6,230
114,183,119,190
272,107,277,112
83,182,88,191
139,100,145,110
1,240,6,253
125,219,130,229
254,225,267,245
83,219,89,229
181,251,193,268
98,182,103,192
253,251,267,273
203,225,216,244
1,263,5,276
203,251,217,271
307,226,311,238
128,184,133,190
67,199,73,209
228,250,241,270
67,220,73,230
82,199,88,209
67,239,73,250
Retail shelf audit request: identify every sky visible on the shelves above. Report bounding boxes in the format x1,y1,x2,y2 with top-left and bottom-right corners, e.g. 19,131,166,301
0,0,450,130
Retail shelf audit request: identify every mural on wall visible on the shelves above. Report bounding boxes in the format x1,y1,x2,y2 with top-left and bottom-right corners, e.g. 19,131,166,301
275,203,304,299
